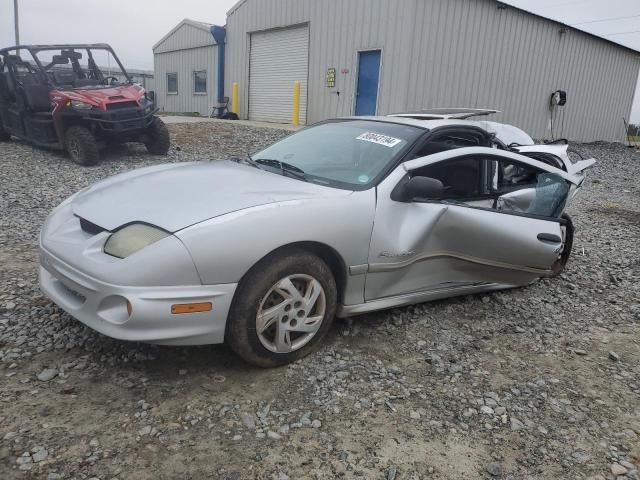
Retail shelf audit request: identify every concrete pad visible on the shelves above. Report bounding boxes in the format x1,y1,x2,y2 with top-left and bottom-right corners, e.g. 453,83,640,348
160,116,214,125
160,115,302,131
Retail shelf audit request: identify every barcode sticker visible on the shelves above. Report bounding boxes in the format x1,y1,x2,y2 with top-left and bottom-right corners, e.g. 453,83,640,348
356,132,402,148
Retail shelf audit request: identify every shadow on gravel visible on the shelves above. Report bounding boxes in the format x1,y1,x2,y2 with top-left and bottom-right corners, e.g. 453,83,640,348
591,205,640,225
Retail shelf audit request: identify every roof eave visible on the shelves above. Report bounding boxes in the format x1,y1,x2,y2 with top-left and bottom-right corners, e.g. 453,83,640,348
152,18,216,52
497,1,640,56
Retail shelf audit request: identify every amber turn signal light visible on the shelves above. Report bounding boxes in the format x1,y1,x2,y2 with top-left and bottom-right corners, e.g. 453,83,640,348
126,300,133,318
171,302,212,315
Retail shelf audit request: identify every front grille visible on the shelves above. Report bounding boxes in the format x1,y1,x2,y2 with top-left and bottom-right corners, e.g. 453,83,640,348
106,101,138,110
90,103,154,132
59,280,86,303
118,110,142,121
79,217,106,235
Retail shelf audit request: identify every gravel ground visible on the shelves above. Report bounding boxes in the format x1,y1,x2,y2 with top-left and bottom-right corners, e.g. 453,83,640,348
0,123,639,480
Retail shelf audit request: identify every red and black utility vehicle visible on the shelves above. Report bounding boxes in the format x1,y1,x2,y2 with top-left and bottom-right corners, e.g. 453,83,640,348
0,44,169,165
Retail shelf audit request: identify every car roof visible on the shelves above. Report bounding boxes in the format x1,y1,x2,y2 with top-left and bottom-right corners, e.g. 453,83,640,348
388,108,500,120
341,116,535,147
344,115,488,131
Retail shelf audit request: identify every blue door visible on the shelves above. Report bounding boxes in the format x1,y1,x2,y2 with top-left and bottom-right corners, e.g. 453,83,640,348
355,50,381,116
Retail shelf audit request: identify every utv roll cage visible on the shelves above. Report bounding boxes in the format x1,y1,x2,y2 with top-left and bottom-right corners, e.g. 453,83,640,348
0,44,131,88
0,43,170,165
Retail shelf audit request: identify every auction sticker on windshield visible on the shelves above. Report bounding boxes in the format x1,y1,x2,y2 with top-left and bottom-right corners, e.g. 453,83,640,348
356,132,402,148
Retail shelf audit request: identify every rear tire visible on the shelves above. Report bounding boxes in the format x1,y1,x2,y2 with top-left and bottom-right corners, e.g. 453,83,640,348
65,127,99,166
226,249,337,368
144,117,170,155
551,213,574,277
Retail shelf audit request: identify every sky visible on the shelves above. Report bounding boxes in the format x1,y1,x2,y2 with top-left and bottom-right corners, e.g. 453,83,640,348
507,0,640,122
1,0,639,121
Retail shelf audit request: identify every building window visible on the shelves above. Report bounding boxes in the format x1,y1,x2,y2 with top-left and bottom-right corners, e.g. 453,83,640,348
167,73,178,94
193,70,207,94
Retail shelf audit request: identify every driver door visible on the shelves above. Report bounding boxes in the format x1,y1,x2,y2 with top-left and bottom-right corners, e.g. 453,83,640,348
365,148,579,301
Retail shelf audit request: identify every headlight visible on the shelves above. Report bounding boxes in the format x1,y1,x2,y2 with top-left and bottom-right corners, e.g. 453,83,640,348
70,101,93,110
104,223,169,258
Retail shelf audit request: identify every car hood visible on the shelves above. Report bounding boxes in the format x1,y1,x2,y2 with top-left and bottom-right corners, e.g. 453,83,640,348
71,161,347,232
53,84,144,109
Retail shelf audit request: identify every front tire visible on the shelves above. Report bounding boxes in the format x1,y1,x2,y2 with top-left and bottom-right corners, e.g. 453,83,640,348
144,117,170,155
226,250,337,367
65,127,99,166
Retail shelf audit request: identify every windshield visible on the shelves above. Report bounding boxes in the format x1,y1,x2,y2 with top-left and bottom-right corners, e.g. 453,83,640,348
252,120,423,190
30,47,129,89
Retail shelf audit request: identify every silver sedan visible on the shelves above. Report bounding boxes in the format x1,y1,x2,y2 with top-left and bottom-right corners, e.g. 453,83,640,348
39,116,594,366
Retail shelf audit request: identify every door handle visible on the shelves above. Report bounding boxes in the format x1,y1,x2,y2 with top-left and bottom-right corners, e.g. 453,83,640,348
537,233,562,244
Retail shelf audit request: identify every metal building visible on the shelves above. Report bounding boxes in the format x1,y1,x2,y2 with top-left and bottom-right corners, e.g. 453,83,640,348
153,19,221,117
108,68,154,91
224,0,640,141
126,69,155,92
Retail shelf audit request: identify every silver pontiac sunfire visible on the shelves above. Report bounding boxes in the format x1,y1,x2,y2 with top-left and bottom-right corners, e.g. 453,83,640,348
40,110,595,367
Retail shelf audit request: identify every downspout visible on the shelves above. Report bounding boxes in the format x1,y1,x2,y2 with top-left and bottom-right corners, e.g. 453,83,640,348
210,25,226,118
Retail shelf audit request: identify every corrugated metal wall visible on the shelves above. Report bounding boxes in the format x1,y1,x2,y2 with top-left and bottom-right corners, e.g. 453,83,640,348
142,76,155,93
153,23,218,117
225,0,640,141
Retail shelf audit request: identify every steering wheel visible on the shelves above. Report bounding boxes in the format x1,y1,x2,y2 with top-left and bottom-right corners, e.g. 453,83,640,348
103,76,119,86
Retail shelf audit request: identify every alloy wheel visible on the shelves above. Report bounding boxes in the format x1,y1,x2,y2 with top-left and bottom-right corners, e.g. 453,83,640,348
256,274,326,354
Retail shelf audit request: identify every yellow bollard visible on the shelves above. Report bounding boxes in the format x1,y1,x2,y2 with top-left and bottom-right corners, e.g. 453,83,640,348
231,82,239,115
292,80,301,126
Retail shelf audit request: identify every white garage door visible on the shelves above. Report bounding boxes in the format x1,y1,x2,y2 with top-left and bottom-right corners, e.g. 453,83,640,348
249,26,309,124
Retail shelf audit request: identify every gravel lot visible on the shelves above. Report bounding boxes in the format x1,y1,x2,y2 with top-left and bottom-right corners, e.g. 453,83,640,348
1,122,639,480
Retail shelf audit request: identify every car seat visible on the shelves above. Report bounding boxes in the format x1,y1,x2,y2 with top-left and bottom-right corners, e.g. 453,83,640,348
449,167,479,197
24,84,52,112
0,73,15,103
53,70,75,86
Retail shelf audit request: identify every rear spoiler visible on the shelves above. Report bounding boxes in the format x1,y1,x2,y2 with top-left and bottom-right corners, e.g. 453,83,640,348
568,158,596,176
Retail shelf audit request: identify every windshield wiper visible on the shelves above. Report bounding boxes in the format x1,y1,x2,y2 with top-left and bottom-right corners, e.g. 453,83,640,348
255,159,308,182
231,152,262,169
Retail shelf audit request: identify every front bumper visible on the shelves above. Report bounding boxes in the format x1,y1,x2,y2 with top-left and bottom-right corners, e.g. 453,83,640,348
65,105,157,133
39,247,237,346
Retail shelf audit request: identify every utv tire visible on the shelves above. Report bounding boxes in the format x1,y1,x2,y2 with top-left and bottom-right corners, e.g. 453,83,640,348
65,127,99,166
550,213,574,277
144,117,170,155
226,249,337,368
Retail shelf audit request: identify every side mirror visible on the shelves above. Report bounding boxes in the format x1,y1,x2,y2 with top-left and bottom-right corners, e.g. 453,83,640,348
393,176,444,202
52,55,69,65
61,50,82,61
